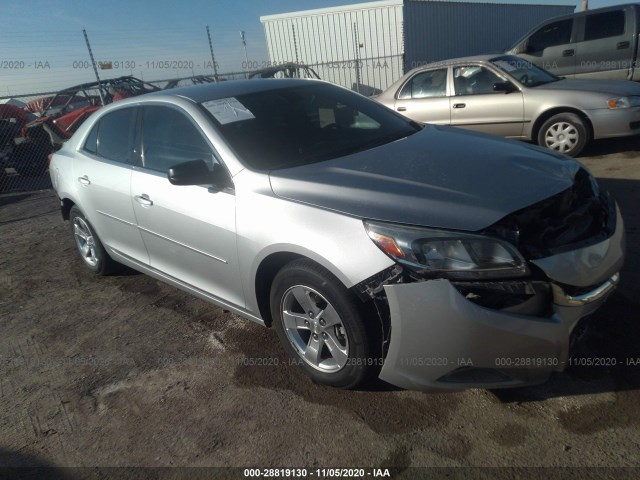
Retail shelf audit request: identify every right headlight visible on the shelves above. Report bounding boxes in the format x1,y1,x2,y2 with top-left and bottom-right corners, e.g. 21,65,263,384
607,96,640,109
364,220,529,280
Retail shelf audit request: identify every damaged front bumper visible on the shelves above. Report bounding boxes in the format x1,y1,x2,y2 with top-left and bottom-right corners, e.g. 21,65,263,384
378,204,626,391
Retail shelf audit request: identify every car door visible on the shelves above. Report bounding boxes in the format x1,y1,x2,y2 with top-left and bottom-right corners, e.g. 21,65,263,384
449,65,524,138
393,67,451,125
518,18,577,77
130,104,244,308
574,8,632,80
73,106,149,263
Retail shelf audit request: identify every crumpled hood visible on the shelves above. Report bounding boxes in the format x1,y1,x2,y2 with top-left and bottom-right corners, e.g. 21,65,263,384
269,126,581,231
535,78,640,96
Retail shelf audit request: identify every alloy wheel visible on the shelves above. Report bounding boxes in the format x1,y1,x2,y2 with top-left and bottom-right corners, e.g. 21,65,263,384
73,217,99,267
280,285,349,372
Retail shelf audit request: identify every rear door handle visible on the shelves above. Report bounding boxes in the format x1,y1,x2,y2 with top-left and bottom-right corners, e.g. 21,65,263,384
134,194,153,207
562,49,575,57
617,41,630,50
396,106,407,111
77,175,90,186
453,103,466,109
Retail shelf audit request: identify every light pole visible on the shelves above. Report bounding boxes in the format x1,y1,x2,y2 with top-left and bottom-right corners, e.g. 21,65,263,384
240,31,249,78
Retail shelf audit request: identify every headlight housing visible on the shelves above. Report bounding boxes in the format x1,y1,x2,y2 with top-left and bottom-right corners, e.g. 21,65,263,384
364,220,529,280
607,96,640,109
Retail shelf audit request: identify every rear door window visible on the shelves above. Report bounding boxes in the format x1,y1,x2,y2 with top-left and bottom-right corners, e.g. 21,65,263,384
584,10,625,41
95,108,137,163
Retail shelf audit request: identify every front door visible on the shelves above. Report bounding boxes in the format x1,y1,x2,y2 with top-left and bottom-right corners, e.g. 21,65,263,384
130,104,244,308
449,65,524,138
518,18,577,77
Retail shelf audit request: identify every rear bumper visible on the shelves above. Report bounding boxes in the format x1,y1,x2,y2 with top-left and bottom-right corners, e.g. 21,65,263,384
378,204,626,391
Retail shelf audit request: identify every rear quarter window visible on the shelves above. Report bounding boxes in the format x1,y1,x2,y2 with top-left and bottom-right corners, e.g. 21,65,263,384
83,122,98,154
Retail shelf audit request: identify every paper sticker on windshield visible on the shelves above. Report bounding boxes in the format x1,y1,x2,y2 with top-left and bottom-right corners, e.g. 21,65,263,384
493,60,516,72
202,97,255,124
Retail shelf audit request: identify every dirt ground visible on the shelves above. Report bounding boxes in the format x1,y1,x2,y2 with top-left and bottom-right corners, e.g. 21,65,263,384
1,136,639,477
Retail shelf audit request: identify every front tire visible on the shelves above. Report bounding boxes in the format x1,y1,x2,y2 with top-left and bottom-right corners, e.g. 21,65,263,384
270,259,375,389
537,113,589,157
69,206,117,275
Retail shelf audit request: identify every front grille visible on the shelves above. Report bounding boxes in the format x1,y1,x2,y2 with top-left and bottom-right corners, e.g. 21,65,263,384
484,168,613,259
452,280,551,316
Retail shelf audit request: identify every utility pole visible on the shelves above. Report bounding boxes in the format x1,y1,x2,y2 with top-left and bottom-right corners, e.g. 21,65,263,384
292,25,299,65
582,0,588,11
353,23,362,94
240,31,249,78
206,26,219,81
83,29,106,105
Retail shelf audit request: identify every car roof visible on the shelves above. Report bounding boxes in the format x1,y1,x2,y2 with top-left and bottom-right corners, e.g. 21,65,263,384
148,78,322,103
414,54,504,70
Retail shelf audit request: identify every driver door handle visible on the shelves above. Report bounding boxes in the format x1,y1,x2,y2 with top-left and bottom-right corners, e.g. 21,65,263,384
453,103,466,109
77,175,90,186
562,49,575,57
397,106,407,111
134,194,153,207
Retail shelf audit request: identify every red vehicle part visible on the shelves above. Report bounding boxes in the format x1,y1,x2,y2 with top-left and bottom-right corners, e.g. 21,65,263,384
0,104,33,131
25,94,90,115
52,105,101,139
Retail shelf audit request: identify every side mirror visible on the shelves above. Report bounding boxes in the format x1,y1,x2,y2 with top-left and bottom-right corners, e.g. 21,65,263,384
168,159,216,186
493,82,517,93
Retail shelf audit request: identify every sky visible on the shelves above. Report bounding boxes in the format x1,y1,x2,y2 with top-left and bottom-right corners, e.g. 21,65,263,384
0,0,632,98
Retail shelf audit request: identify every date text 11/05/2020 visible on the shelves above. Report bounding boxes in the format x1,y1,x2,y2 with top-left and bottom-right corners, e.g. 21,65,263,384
243,468,391,478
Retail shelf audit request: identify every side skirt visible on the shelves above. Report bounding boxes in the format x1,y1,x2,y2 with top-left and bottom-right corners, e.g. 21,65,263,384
107,247,266,327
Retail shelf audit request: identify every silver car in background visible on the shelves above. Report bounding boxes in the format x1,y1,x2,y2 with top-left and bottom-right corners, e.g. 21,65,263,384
50,79,625,391
375,54,640,156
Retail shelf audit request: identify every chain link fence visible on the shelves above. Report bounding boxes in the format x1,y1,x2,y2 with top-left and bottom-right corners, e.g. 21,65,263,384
1,53,403,196
0,69,256,195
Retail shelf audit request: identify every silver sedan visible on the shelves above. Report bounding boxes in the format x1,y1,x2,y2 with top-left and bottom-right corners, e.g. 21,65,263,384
50,79,624,391
375,54,640,156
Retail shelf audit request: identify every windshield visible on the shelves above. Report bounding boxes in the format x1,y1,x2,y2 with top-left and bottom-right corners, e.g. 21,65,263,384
490,55,559,87
201,83,420,170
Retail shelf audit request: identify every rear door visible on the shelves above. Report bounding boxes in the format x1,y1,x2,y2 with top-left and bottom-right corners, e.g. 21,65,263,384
130,104,244,307
574,7,633,80
518,18,577,77
393,67,451,125
73,107,149,263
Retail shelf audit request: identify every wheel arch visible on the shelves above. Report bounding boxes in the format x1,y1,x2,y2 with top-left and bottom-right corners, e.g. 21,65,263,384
60,197,76,220
253,249,360,327
531,107,594,143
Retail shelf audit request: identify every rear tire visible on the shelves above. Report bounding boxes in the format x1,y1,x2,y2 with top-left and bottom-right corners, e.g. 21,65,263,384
270,259,375,389
537,113,589,157
69,206,117,276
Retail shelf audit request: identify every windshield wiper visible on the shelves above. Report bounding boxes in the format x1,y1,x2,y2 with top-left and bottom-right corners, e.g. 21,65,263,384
268,129,417,170
530,78,561,87
337,129,416,157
